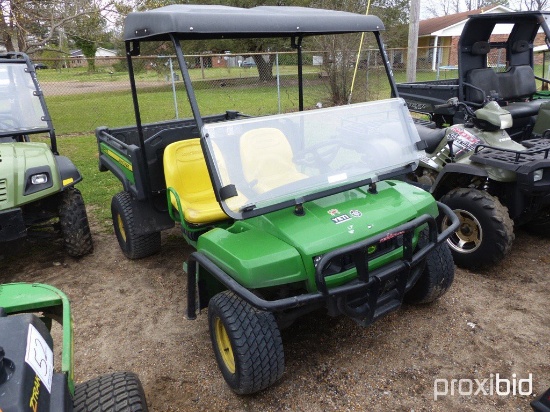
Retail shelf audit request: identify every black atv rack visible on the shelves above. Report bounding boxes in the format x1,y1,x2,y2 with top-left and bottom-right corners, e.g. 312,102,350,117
471,139,550,171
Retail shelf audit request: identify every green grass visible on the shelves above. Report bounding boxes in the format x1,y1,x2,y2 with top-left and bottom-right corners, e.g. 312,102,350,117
56,135,121,231
45,81,327,135
36,65,319,83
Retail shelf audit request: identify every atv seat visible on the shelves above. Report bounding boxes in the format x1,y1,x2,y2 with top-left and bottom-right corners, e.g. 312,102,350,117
415,124,445,154
240,128,308,194
163,138,228,225
464,68,500,104
498,65,544,118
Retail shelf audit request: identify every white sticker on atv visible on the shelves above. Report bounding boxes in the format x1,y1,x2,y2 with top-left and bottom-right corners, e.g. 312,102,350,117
448,126,481,156
25,324,54,393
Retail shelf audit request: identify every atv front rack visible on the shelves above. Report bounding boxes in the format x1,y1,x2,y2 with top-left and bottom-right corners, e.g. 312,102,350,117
471,139,550,190
186,202,458,326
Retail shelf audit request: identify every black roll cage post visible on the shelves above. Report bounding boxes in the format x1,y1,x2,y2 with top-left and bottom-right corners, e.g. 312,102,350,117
375,31,399,99
173,34,229,204
292,35,305,112
125,39,155,196
126,40,143,149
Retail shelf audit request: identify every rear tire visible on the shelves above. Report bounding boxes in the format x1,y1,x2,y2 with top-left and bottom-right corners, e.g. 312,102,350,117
111,192,161,259
405,241,455,304
208,290,284,394
73,372,148,412
58,187,93,257
440,188,514,269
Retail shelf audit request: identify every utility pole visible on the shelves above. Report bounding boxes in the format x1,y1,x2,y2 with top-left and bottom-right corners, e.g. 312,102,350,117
406,0,421,82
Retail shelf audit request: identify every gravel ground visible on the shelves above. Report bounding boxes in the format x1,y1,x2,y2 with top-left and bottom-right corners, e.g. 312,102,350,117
1,217,549,411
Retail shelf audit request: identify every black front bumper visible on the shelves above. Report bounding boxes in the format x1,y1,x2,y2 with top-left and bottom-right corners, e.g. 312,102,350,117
0,208,26,242
186,202,459,326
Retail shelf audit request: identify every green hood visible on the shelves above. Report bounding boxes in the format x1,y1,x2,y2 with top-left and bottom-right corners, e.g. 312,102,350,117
0,142,60,209
197,180,437,290
250,180,436,256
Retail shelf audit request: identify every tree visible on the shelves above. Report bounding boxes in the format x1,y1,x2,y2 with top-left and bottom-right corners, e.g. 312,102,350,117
520,0,549,10
0,0,120,54
136,0,310,81
424,0,510,18
67,5,105,72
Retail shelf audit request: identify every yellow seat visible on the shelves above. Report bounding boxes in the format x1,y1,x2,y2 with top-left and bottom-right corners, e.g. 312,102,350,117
240,128,308,193
164,139,228,224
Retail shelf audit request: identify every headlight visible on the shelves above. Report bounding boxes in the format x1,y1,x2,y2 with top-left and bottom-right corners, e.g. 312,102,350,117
534,169,544,182
31,173,48,185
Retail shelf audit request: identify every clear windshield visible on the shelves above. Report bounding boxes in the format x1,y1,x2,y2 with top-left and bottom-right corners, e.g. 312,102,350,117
203,98,422,219
0,63,49,135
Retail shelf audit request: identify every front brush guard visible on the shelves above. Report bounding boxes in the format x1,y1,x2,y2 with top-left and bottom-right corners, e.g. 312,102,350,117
186,202,459,325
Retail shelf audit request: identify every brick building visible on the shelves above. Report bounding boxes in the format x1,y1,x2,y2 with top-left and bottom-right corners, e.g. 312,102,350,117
418,6,547,71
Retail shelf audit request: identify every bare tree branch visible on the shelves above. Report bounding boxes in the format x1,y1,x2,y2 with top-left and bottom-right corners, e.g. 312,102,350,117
1,0,122,53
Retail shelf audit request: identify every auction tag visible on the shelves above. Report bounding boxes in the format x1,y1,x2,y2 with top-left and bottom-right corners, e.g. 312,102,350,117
25,324,53,393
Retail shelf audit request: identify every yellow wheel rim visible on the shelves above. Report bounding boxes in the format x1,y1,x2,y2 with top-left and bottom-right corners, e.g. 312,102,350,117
214,317,235,374
117,214,127,242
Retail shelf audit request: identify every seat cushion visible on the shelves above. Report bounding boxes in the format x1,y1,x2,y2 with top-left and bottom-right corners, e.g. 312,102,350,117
415,124,445,154
504,100,544,118
164,139,228,224
240,128,308,193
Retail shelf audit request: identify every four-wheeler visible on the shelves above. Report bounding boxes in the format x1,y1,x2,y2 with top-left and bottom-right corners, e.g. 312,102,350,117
410,98,550,269
0,282,147,411
97,5,459,394
397,11,550,142
0,52,93,257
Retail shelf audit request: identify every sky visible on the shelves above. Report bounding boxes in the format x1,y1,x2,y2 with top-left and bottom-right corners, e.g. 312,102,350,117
420,0,530,20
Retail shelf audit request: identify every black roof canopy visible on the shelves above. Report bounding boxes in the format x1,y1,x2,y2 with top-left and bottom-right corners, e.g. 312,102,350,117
458,11,550,73
123,5,385,42
460,11,550,47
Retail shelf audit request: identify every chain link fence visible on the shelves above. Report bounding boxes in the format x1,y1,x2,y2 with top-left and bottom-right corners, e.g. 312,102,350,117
33,46,549,136
36,50,392,135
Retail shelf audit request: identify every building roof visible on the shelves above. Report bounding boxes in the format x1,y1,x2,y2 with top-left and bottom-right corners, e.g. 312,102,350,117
419,6,513,36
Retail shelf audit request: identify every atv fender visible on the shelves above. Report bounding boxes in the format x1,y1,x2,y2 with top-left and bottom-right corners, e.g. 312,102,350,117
54,155,82,188
431,163,488,199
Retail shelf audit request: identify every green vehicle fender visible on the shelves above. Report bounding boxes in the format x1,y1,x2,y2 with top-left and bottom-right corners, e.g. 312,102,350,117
197,224,307,290
0,282,75,394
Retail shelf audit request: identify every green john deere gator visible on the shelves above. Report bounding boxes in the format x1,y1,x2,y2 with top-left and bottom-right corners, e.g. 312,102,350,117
96,5,459,394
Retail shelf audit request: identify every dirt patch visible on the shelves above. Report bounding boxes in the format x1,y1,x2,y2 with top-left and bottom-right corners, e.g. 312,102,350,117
1,217,548,411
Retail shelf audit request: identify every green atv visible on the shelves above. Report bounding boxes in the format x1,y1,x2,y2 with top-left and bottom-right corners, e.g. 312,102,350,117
0,53,93,257
0,282,147,411
97,5,459,394
410,98,550,269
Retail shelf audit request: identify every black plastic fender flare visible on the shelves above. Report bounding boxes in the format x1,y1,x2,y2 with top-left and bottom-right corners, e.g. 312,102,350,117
54,155,82,188
431,163,488,199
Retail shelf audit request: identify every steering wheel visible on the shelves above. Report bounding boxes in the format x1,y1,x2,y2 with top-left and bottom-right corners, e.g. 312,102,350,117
294,140,341,169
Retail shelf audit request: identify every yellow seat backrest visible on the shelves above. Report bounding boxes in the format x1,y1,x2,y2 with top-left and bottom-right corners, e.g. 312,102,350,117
163,139,228,224
240,128,308,193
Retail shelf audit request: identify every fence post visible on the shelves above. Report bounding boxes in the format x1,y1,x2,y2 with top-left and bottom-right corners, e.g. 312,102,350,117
169,57,179,119
276,52,281,114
